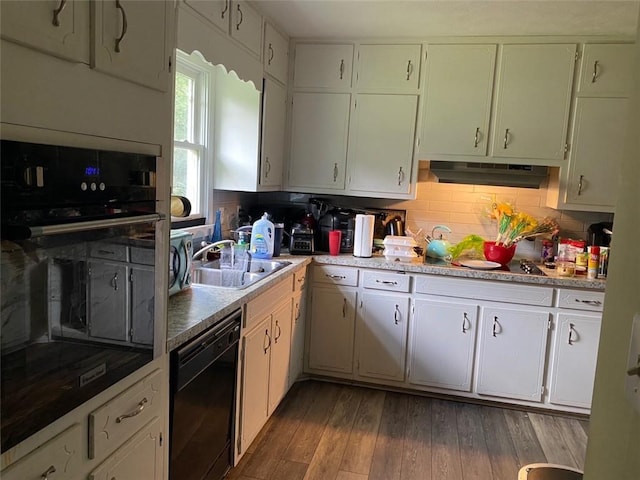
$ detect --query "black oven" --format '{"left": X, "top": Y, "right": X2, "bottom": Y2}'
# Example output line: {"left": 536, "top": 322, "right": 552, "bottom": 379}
{"left": 0, "top": 140, "right": 161, "bottom": 452}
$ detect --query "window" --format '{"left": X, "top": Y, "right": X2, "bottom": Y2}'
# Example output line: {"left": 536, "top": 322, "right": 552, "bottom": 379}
{"left": 172, "top": 51, "right": 212, "bottom": 221}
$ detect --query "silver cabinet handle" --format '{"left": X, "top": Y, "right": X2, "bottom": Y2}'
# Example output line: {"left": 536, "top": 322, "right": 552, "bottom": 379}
{"left": 116, "top": 397, "right": 148, "bottom": 423}
{"left": 474, "top": 127, "right": 480, "bottom": 148}
{"left": 263, "top": 329, "right": 271, "bottom": 353}
{"left": 577, "top": 175, "right": 584, "bottom": 196}
{"left": 333, "top": 163, "right": 339, "bottom": 182}
{"left": 326, "top": 274, "right": 346, "bottom": 280}
{"left": 568, "top": 323, "right": 575, "bottom": 345}
{"left": 236, "top": 4, "right": 243, "bottom": 30}
{"left": 342, "top": 298, "right": 347, "bottom": 317}
{"left": 41, "top": 466, "right": 56, "bottom": 480}
{"left": 574, "top": 298, "right": 602, "bottom": 306}
{"left": 264, "top": 157, "right": 271, "bottom": 178}
{"left": 397, "top": 167, "right": 405, "bottom": 186}
{"left": 274, "top": 321, "right": 281, "bottom": 342}
{"left": 52, "top": 0, "right": 67, "bottom": 26}
{"left": 114, "top": 0, "right": 128, "bottom": 53}
{"left": 406, "top": 60, "right": 413, "bottom": 81}
{"left": 592, "top": 60, "right": 599, "bottom": 83}
{"left": 628, "top": 363, "right": 640, "bottom": 377}
{"left": 462, "top": 313, "right": 469, "bottom": 333}
{"left": 503, "top": 128, "right": 510, "bottom": 149}
{"left": 268, "top": 43, "right": 274, "bottom": 65}
{"left": 376, "top": 280, "right": 398, "bottom": 286}
{"left": 339, "top": 59, "right": 345, "bottom": 80}
{"left": 492, "top": 316, "right": 499, "bottom": 337}
{"left": 394, "top": 305, "right": 400, "bottom": 325}
{"left": 111, "top": 272, "right": 119, "bottom": 291}
{"left": 221, "top": 0, "right": 229, "bottom": 19}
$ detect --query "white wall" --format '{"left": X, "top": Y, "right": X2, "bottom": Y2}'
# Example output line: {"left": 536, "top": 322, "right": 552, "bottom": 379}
{"left": 583, "top": 11, "right": 640, "bottom": 480}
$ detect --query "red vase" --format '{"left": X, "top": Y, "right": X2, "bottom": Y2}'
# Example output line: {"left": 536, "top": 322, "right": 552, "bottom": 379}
{"left": 484, "top": 241, "right": 516, "bottom": 265}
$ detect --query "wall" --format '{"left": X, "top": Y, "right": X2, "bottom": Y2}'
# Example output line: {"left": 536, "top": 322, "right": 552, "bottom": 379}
{"left": 583, "top": 11, "right": 640, "bottom": 480}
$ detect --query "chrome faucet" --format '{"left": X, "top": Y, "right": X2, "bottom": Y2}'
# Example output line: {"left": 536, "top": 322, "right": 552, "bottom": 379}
{"left": 192, "top": 239, "right": 236, "bottom": 262}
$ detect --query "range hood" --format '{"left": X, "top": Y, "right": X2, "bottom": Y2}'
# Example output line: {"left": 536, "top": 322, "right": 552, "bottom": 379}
{"left": 429, "top": 161, "right": 549, "bottom": 189}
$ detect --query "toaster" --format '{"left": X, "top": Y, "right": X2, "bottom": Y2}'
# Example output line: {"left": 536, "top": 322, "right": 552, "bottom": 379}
{"left": 289, "top": 227, "right": 315, "bottom": 255}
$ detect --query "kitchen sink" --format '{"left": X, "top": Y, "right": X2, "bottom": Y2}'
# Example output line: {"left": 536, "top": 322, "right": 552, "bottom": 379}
{"left": 191, "top": 259, "right": 291, "bottom": 289}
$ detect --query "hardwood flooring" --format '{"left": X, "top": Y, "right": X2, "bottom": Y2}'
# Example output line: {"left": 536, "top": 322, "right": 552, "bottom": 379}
{"left": 225, "top": 380, "right": 588, "bottom": 480}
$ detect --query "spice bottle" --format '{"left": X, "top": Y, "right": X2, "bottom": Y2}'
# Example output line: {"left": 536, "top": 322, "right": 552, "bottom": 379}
{"left": 587, "top": 246, "right": 600, "bottom": 280}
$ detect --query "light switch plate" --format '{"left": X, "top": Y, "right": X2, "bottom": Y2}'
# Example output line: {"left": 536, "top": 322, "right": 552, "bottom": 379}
{"left": 624, "top": 313, "right": 640, "bottom": 414}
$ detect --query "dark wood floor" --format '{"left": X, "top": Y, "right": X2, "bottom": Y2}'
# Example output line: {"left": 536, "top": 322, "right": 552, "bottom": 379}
{"left": 226, "top": 380, "right": 589, "bottom": 480}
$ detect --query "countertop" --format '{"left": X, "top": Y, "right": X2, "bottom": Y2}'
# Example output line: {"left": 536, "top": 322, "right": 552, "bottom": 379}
{"left": 167, "top": 252, "right": 604, "bottom": 351}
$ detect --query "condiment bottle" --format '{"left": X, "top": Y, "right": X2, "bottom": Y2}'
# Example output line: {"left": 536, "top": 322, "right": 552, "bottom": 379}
{"left": 587, "top": 246, "right": 600, "bottom": 280}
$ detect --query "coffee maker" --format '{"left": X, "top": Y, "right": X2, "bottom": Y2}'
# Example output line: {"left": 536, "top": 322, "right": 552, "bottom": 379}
{"left": 587, "top": 222, "right": 613, "bottom": 247}
{"left": 318, "top": 209, "right": 356, "bottom": 253}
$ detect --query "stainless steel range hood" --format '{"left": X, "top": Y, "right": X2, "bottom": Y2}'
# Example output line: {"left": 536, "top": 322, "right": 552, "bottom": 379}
{"left": 429, "top": 161, "right": 549, "bottom": 189}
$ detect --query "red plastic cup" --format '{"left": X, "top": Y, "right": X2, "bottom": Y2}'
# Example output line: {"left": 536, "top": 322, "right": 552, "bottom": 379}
{"left": 329, "top": 230, "right": 342, "bottom": 256}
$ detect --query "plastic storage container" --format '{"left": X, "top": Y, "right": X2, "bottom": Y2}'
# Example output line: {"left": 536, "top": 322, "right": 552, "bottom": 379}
{"left": 249, "top": 213, "right": 274, "bottom": 259}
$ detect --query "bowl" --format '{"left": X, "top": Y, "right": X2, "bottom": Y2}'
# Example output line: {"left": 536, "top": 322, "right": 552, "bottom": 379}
{"left": 484, "top": 241, "right": 516, "bottom": 265}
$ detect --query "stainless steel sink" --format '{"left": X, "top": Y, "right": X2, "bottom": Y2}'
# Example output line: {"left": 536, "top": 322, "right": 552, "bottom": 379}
{"left": 191, "top": 259, "right": 291, "bottom": 289}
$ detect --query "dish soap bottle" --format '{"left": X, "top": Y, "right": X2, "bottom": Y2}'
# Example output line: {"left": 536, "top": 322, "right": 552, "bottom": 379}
{"left": 250, "top": 212, "right": 274, "bottom": 259}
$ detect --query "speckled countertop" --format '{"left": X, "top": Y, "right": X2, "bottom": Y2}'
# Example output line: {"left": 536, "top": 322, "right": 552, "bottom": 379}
{"left": 167, "top": 252, "right": 605, "bottom": 351}
{"left": 167, "top": 255, "right": 311, "bottom": 351}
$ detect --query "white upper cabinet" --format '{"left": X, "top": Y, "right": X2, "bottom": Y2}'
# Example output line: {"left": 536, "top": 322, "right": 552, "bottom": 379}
{"left": 356, "top": 44, "right": 421, "bottom": 91}
{"left": 0, "top": 0, "right": 90, "bottom": 63}
{"left": 293, "top": 43, "right": 354, "bottom": 89}
{"left": 347, "top": 94, "right": 417, "bottom": 195}
{"left": 419, "top": 44, "right": 497, "bottom": 157}
{"left": 230, "top": 0, "right": 262, "bottom": 57}
{"left": 491, "top": 43, "right": 577, "bottom": 161}
{"left": 183, "top": 0, "right": 230, "bottom": 32}
{"left": 264, "top": 22, "right": 288, "bottom": 84}
{"left": 288, "top": 92, "right": 351, "bottom": 190}
{"left": 564, "top": 97, "right": 629, "bottom": 209}
{"left": 577, "top": 43, "right": 635, "bottom": 96}
{"left": 261, "top": 78, "right": 287, "bottom": 189}
{"left": 92, "top": 0, "right": 173, "bottom": 91}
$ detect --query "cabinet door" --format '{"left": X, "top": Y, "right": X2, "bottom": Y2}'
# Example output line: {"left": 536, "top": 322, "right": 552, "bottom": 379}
{"left": 409, "top": 299, "right": 478, "bottom": 392}
{"left": 492, "top": 44, "right": 576, "bottom": 160}
{"left": 0, "top": 0, "right": 89, "bottom": 63}
{"left": 88, "top": 262, "right": 128, "bottom": 341}
{"left": 184, "top": 0, "right": 230, "bottom": 33}
{"left": 578, "top": 44, "right": 634, "bottom": 96}
{"left": 130, "top": 267, "right": 154, "bottom": 345}
{"left": 240, "top": 318, "right": 271, "bottom": 449}
{"left": 289, "top": 92, "right": 350, "bottom": 190}
{"left": 565, "top": 97, "right": 629, "bottom": 208}
{"left": 477, "top": 307, "right": 549, "bottom": 402}
{"left": 268, "top": 301, "right": 293, "bottom": 414}
{"left": 264, "top": 22, "right": 288, "bottom": 84}
{"left": 92, "top": 0, "right": 172, "bottom": 91}
{"left": 289, "top": 292, "right": 306, "bottom": 386}
{"left": 308, "top": 286, "right": 356, "bottom": 374}
{"left": 293, "top": 44, "right": 354, "bottom": 89}
{"left": 356, "top": 44, "right": 421, "bottom": 91}
{"left": 549, "top": 313, "right": 601, "bottom": 408}
{"left": 230, "top": 0, "right": 262, "bottom": 57}
{"left": 89, "top": 417, "right": 163, "bottom": 480}
{"left": 357, "top": 292, "right": 410, "bottom": 381}
{"left": 261, "top": 78, "right": 286, "bottom": 188}
{"left": 420, "top": 44, "right": 496, "bottom": 156}
{"left": 347, "top": 94, "right": 417, "bottom": 195}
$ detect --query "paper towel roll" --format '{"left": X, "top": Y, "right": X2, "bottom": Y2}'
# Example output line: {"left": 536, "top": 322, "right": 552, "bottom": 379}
{"left": 354, "top": 214, "right": 375, "bottom": 257}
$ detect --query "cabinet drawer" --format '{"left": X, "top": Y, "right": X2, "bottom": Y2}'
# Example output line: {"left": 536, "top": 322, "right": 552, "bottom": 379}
{"left": 89, "top": 369, "right": 162, "bottom": 459}
{"left": 313, "top": 265, "right": 358, "bottom": 287}
{"left": 414, "top": 275, "right": 553, "bottom": 307}
{"left": 362, "top": 270, "right": 410, "bottom": 293}
{"left": 293, "top": 267, "right": 307, "bottom": 293}
{"left": 556, "top": 289, "right": 605, "bottom": 312}
{"left": 245, "top": 275, "right": 294, "bottom": 330}
{"left": 90, "top": 242, "right": 128, "bottom": 261}
{"left": 130, "top": 246, "right": 155, "bottom": 265}
{"left": 1, "top": 424, "right": 82, "bottom": 480}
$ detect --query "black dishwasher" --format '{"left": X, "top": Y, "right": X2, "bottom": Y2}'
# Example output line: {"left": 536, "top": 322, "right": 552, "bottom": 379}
{"left": 169, "top": 310, "right": 241, "bottom": 480}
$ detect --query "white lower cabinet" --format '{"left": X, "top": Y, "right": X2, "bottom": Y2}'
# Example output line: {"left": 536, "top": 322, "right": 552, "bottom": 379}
{"left": 477, "top": 307, "right": 550, "bottom": 402}
{"left": 356, "top": 292, "right": 410, "bottom": 381}
{"left": 268, "top": 301, "right": 293, "bottom": 414}
{"left": 409, "top": 299, "right": 478, "bottom": 392}
{"left": 289, "top": 290, "right": 306, "bottom": 386}
{"left": 549, "top": 313, "right": 601, "bottom": 408}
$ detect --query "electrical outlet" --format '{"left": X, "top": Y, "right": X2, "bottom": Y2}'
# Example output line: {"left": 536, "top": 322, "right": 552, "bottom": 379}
{"left": 625, "top": 313, "right": 640, "bottom": 414}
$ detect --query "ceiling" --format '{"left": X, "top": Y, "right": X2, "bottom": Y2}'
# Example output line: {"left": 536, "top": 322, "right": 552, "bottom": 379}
{"left": 257, "top": 1, "right": 640, "bottom": 38}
